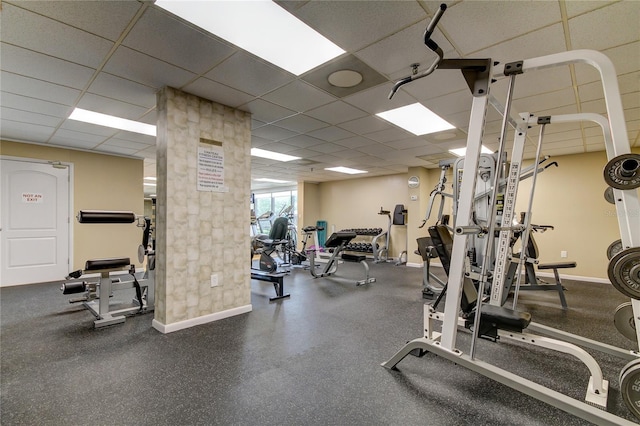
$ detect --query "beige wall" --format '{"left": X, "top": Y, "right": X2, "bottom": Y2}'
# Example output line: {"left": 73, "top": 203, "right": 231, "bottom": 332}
{"left": 302, "top": 148, "right": 639, "bottom": 280}
{"left": 1, "top": 140, "right": 144, "bottom": 271}
{"left": 313, "top": 174, "right": 409, "bottom": 256}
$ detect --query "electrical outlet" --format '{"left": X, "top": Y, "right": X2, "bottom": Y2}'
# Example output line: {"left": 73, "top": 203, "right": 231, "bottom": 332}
{"left": 560, "top": 251, "right": 567, "bottom": 258}
{"left": 210, "top": 274, "right": 219, "bottom": 287}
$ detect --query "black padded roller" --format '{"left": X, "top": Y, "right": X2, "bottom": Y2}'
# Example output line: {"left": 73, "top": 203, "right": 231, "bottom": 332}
{"left": 61, "top": 281, "right": 87, "bottom": 295}
{"left": 77, "top": 210, "right": 136, "bottom": 224}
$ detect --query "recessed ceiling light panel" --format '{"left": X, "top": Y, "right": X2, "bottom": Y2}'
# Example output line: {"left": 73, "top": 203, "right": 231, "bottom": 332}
{"left": 377, "top": 103, "right": 455, "bottom": 136}
{"left": 449, "top": 145, "right": 493, "bottom": 157}
{"left": 69, "top": 108, "right": 156, "bottom": 136}
{"left": 155, "top": 0, "right": 344, "bottom": 76}
{"left": 325, "top": 166, "right": 367, "bottom": 175}
{"left": 251, "top": 148, "right": 301, "bottom": 162}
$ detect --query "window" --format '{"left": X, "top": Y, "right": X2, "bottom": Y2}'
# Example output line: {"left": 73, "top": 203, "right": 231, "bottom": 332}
{"left": 252, "top": 190, "right": 297, "bottom": 235}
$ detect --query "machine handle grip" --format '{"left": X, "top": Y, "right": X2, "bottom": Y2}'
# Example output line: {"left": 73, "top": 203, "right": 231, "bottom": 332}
{"left": 424, "top": 4, "right": 447, "bottom": 50}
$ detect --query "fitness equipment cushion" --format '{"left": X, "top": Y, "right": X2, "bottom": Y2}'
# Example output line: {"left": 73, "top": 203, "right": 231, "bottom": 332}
{"left": 393, "top": 204, "right": 406, "bottom": 225}
{"left": 342, "top": 253, "right": 366, "bottom": 263}
{"left": 325, "top": 231, "right": 356, "bottom": 248}
{"left": 85, "top": 257, "right": 131, "bottom": 271}
{"left": 467, "top": 304, "right": 532, "bottom": 333}
{"left": 78, "top": 210, "right": 136, "bottom": 224}
{"left": 538, "top": 262, "right": 577, "bottom": 270}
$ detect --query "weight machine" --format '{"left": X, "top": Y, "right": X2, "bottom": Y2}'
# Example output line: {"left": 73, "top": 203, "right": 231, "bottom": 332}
{"left": 382, "top": 4, "right": 640, "bottom": 424}
{"left": 61, "top": 210, "right": 155, "bottom": 328}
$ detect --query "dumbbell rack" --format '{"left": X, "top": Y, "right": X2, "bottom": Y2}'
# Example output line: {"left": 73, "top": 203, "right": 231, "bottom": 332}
{"left": 340, "top": 228, "right": 384, "bottom": 258}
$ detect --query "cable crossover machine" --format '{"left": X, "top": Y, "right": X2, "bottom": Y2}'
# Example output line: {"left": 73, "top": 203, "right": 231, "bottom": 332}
{"left": 381, "top": 4, "right": 640, "bottom": 425}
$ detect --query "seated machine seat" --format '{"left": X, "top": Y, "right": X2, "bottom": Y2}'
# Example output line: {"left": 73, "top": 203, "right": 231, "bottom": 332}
{"left": 342, "top": 253, "right": 366, "bottom": 263}
{"left": 466, "top": 304, "right": 532, "bottom": 334}
{"left": 85, "top": 257, "right": 131, "bottom": 271}
{"left": 538, "top": 261, "right": 577, "bottom": 270}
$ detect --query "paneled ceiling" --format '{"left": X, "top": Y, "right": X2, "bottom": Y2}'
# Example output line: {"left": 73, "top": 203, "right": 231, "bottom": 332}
{"left": 1, "top": 0, "right": 638, "bottom": 193}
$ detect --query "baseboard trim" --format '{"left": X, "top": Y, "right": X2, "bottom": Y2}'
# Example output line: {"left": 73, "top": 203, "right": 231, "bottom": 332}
{"left": 406, "top": 261, "right": 610, "bottom": 284}
{"left": 152, "top": 304, "right": 252, "bottom": 334}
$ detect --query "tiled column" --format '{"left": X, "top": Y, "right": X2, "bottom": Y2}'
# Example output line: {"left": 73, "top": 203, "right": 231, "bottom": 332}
{"left": 153, "top": 87, "right": 252, "bottom": 333}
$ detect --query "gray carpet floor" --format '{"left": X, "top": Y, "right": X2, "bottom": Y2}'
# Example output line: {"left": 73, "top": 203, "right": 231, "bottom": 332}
{"left": 1, "top": 260, "right": 638, "bottom": 425}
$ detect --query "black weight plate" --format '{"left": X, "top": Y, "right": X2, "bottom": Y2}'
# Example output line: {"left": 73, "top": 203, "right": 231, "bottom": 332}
{"left": 604, "top": 186, "right": 615, "bottom": 204}
{"left": 603, "top": 153, "right": 640, "bottom": 190}
{"left": 614, "top": 302, "right": 637, "bottom": 341}
{"left": 608, "top": 247, "right": 640, "bottom": 300}
{"left": 607, "top": 239, "right": 623, "bottom": 260}
{"left": 620, "top": 359, "right": 640, "bottom": 421}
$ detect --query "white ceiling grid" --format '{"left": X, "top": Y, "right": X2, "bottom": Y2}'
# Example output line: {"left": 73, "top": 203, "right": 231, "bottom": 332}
{"left": 0, "top": 0, "right": 638, "bottom": 192}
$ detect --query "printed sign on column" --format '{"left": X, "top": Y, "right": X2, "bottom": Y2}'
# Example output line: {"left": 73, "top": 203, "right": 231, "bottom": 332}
{"left": 197, "top": 145, "right": 225, "bottom": 192}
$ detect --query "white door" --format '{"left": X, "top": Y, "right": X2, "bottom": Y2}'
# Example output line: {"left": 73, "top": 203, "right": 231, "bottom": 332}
{"left": 1, "top": 159, "right": 70, "bottom": 286}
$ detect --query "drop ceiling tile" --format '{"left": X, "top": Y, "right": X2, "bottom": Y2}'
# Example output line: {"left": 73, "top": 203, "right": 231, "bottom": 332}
{"left": 423, "top": 89, "right": 474, "bottom": 117}
{"left": 291, "top": 1, "right": 426, "bottom": 52}
{"left": 182, "top": 77, "right": 255, "bottom": 109}
{"left": 1, "top": 107, "right": 63, "bottom": 127}
{"left": 77, "top": 93, "right": 150, "bottom": 120}
{"left": 271, "top": 114, "right": 329, "bottom": 133}
{"left": 251, "top": 135, "right": 272, "bottom": 148}
{"left": 242, "top": 99, "right": 296, "bottom": 124}
{"left": 263, "top": 81, "right": 336, "bottom": 113}
{"left": 333, "top": 136, "right": 376, "bottom": 149}
{"left": 0, "top": 43, "right": 95, "bottom": 89}
{"left": 309, "top": 142, "right": 346, "bottom": 154}
{"left": 95, "top": 144, "right": 140, "bottom": 156}
{"left": 384, "top": 137, "right": 431, "bottom": 150}
{"left": 60, "top": 120, "right": 119, "bottom": 137}
{"left": 283, "top": 148, "right": 324, "bottom": 159}
{"left": 280, "top": 134, "right": 325, "bottom": 149}
{"left": 365, "top": 127, "right": 413, "bottom": 143}
{"left": 308, "top": 153, "right": 341, "bottom": 164}
{"left": 564, "top": 1, "right": 611, "bottom": 18}
{"left": 357, "top": 21, "right": 454, "bottom": 77}
{"left": 111, "top": 130, "right": 156, "bottom": 145}
{"left": 49, "top": 128, "right": 109, "bottom": 147}
{"left": 124, "top": 7, "right": 235, "bottom": 75}
{"left": 473, "top": 24, "right": 567, "bottom": 67}
{"left": 400, "top": 68, "right": 470, "bottom": 103}
{"left": 104, "top": 46, "right": 197, "bottom": 89}
{"left": 512, "top": 88, "right": 577, "bottom": 116}
{"left": 441, "top": 1, "right": 561, "bottom": 55}
{"left": 338, "top": 115, "right": 392, "bottom": 134}
{"left": 0, "top": 119, "right": 56, "bottom": 143}
{"left": 333, "top": 149, "right": 367, "bottom": 159}
{"left": 569, "top": 2, "right": 640, "bottom": 51}
{"left": 305, "top": 101, "right": 368, "bottom": 125}
{"left": 306, "top": 126, "right": 354, "bottom": 142}
{"left": 1, "top": 71, "right": 81, "bottom": 106}
{"left": 252, "top": 125, "right": 298, "bottom": 142}
{"left": 1, "top": 3, "right": 114, "bottom": 68}
{"left": 574, "top": 43, "right": 640, "bottom": 85}
{"left": 205, "top": 52, "right": 294, "bottom": 97}
{"left": 102, "top": 138, "right": 152, "bottom": 151}
{"left": 255, "top": 142, "right": 300, "bottom": 154}
{"left": 15, "top": 0, "right": 143, "bottom": 41}
{"left": 1, "top": 92, "right": 73, "bottom": 118}
{"left": 88, "top": 73, "right": 157, "bottom": 109}
{"left": 343, "top": 82, "right": 416, "bottom": 115}
{"left": 356, "top": 142, "right": 394, "bottom": 156}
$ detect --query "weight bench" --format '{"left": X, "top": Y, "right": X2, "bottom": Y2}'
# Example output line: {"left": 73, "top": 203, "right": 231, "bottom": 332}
{"left": 415, "top": 236, "right": 446, "bottom": 299}
{"left": 308, "top": 231, "right": 376, "bottom": 286}
{"left": 534, "top": 261, "right": 576, "bottom": 309}
{"left": 504, "top": 231, "right": 575, "bottom": 309}
{"left": 250, "top": 270, "right": 290, "bottom": 301}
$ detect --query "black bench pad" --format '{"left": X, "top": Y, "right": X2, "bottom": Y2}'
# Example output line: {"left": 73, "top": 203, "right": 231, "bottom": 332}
{"left": 342, "top": 253, "right": 366, "bottom": 263}
{"left": 85, "top": 257, "right": 131, "bottom": 271}
{"left": 468, "top": 304, "right": 532, "bottom": 333}
{"left": 538, "top": 262, "right": 576, "bottom": 270}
